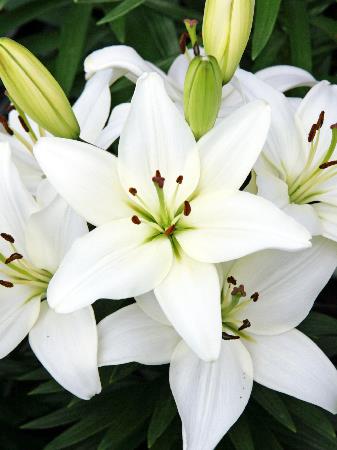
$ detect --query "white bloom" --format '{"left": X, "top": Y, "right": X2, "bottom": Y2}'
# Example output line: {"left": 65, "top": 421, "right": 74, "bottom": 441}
{"left": 0, "top": 143, "right": 101, "bottom": 400}
{"left": 34, "top": 72, "right": 310, "bottom": 361}
{"left": 235, "top": 70, "right": 337, "bottom": 240}
{"left": 0, "top": 70, "right": 128, "bottom": 194}
{"left": 97, "top": 239, "right": 337, "bottom": 450}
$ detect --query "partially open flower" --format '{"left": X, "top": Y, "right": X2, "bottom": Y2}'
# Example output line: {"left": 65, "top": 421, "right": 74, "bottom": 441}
{"left": 0, "top": 37, "right": 80, "bottom": 139}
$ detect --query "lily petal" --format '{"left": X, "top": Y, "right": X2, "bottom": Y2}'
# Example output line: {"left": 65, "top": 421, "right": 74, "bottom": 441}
{"left": 118, "top": 72, "right": 199, "bottom": 216}
{"left": 135, "top": 290, "right": 170, "bottom": 325}
{"left": 73, "top": 69, "right": 112, "bottom": 144}
{"left": 314, "top": 202, "right": 337, "bottom": 242}
{"left": 177, "top": 189, "right": 311, "bottom": 263}
{"left": 246, "top": 330, "right": 337, "bottom": 414}
{"left": 25, "top": 196, "right": 88, "bottom": 273}
{"left": 98, "top": 304, "right": 180, "bottom": 366}
{"left": 256, "top": 65, "right": 316, "bottom": 92}
{"left": 34, "top": 137, "right": 131, "bottom": 226}
{"left": 197, "top": 100, "right": 271, "bottom": 192}
{"left": 170, "top": 340, "right": 253, "bottom": 450}
{"left": 29, "top": 302, "right": 101, "bottom": 400}
{"left": 95, "top": 103, "right": 130, "bottom": 150}
{"left": 47, "top": 219, "right": 173, "bottom": 313}
{"left": 224, "top": 237, "right": 337, "bottom": 335}
{"left": 154, "top": 253, "right": 222, "bottom": 362}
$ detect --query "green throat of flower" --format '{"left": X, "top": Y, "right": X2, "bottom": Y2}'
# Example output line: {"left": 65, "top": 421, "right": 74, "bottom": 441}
{"left": 0, "top": 232, "right": 52, "bottom": 301}
{"left": 221, "top": 275, "right": 259, "bottom": 341}
{"left": 288, "top": 111, "right": 337, "bottom": 205}
{"left": 128, "top": 170, "right": 192, "bottom": 254}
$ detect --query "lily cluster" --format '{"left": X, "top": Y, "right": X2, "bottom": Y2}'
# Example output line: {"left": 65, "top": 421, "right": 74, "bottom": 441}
{"left": 0, "top": 2, "right": 337, "bottom": 449}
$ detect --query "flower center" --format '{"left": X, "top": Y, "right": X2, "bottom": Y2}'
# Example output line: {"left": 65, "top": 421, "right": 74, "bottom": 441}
{"left": 0, "top": 232, "right": 52, "bottom": 300}
{"left": 288, "top": 112, "right": 337, "bottom": 205}
{"left": 220, "top": 275, "right": 259, "bottom": 340}
{"left": 128, "top": 170, "right": 192, "bottom": 248}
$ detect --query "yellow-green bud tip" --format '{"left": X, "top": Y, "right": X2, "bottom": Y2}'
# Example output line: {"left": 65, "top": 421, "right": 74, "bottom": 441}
{"left": 0, "top": 37, "right": 80, "bottom": 139}
{"left": 184, "top": 55, "right": 222, "bottom": 140}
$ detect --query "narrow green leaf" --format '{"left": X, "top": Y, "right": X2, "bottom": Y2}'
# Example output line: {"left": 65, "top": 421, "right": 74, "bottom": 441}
{"left": 147, "top": 385, "right": 177, "bottom": 447}
{"left": 311, "top": 16, "right": 337, "bottom": 42}
{"left": 298, "top": 312, "right": 337, "bottom": 338}
{"left": 28, "top": 380, "right": 64, "bottom": 395}
{"left": 252, "top": 386, "right": 296, "bottom": 432}
{"left": 97, "top": 0, "right": 145, "bottom": 25}
{"left": 16, "top": 367, "right": 49, "bottom": 381}
{"left": 55, "top": 4, "right": 92, "bottom": 95}
{"left": 21, "top": 406, "right": 82, "bottom": 430}
{"left": 252, "top": 0, "right": 281, "bottom": 59}
{"left": 145, "top": 0, "right": 202, "bottom": 21}
{"left": 108, "top": 16, "right": 127, "bottom": 43}
{"left": 0, "top": 0, "right": 8, "bottom": 10}
{"left": 142, "top": 9, "right": 179, "bottom": 57}
{"left": 284, "top": 0, "right": 312, "bottom": 71}
{"left": 228, "top": 415, "right": 255, "bottom": 450}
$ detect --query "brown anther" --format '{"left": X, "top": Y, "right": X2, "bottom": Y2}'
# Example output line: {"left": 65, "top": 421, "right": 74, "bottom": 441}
{"left": 176, "top": 175, "right": 183, "bottom": 184}
{"left": 129, "top": 187, "right": 137, "bottom": 196}
{"left": 131, "top": 215, "right": 141, "bottom": 225}
{"left": 227, "top": 276, "right": 237, "bottom": 286}
{"left": 5, "top": 253, "right": 23, "bottom": 264}
{"left": 1, "top": 233, "right": 14, "bottom": 243}
{"left": 238, "top": 319, "right": 251, "bottom": 331}
{"left": 0, "top": 280, "right": 14, "bottom": 288}
{"left": 308, "top": 123, "right": 318, "bottom": 143}
{"left": 155, "top": 170, "right": 162, "bottom": 178}
{"left": 331, "top": 123, "right": 337, "bottom": 130}
{"left": 222, "top": 332, "right": 240, "bottom": 341}
{"left": 179, "top": 32, "right": 189, "bottom": 54}
{"left": 250, "top": 292, "right": 259, "bottom": 302}
{"left": 183, "top": 200, "right": 191, "bottom": 216}
{"left": 317, "top": 111, "right": 325, "bottom": 129}
{"left": 0, "top": 115, "right": 13, "bottom": 136}
{"left": 232, "top": 284, "right": 246, "bottom": 297}
{"left": 319, "top": 160, "right": 337, "bottom": 169}
{"left": 6, "top": 105, "right": 15, "bottom": 113}
{"left": 193, "top": 42, "right": 200, "bottom": 57}
{"left": 152, "top": 175, "right": 165, "bottom": 189}
{"left": 164, "top": 224, "right": 175, "bottom": 236}
{"left": 18, "top": 115, "right": 29, "bottom": 132}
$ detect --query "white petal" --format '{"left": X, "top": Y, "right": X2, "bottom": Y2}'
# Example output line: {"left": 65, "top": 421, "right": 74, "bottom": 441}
{"left": 73, "top": 69, "right": 112, "bottom": 144}
{"left": 246, "top": 330, "right": 337, "bottom": 414}
{"left": 47, "top": 219, "right": 173, "bottom": 313}
{"left": 177, "top": 189, "right": 311, "bottom": 263}
{"left": 118, "top": 72, "right": 199, "bottom": 215}
{"left": 167, "top": 53, "right": 189, "bottom": 91}
{"left": 170, "top": 340, "right": 253, "bottom": 450}
{"left": 227, "top": 237, "right": 337, "bottom": 334}
{"left": 296, "top": 81, "right": 337, "bottom": 166}
{"left": 98, "top": 304, "right": 180, "bottom": 366}
{"left": 284, "top": 203, "right": 322, "bottom": 236}
{"left": 314, "top": 202, "right": 337, "bottom": 242}
{"left": 256, "top": 65, "right": 316, "bottom": 92}
{"left": 95, "top": 103, "right": 130, "bottom": 150}
{"left": 197, "top": 100, "right": 271, "bottom": 192}
{"left": 135, "top": 290, "right": 170, "bottom": 325}
{"left": 25, "top": 196, "right": 88, "bottom": 273}
{"left": 0, "top": 143, "right": 38, "bottom": 254}
{"left": 35, "top": 178, "right": 58, "bottom": 207}
{"left": 0, "top": 289, "right": 40, "bottom": 358}
{"left": 255, "top": 158, "right": 290, "bottom": 208}
{"left": 154, "top": 253, "right": 222, "bottom": 362}
{"left": 234, "top": 69, "right": 305, "bottom": 180}
{"left": 34, "top": 137, "right": 131, "bottom": 226}
{"left": 29, "top": 302, "right": 101, "bottom": 400}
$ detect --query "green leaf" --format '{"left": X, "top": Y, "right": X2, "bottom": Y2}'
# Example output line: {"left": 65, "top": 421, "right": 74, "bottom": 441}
{"left": 298, "top": 312, "right": 337, "bottom": 338}
{"left": 28, "top": 380, "right": 64, "bottom": 395}
{"left": 252, "top": 385, "right": 296, "bottom": 432}
{"left": 147, "top": 384, "right": 177, "bottom": 447}
{"left": 252, "top": 0, "right": 281, "bottom": 59}
{"left": 16, "top": 368, "right": 49, "bottom": 381}
{"left": 311, "top": 16, "right": 337, "bottom": 42}
{"left": 284, "top": 0, "right": 312, "bottom": 71}
{"left": 145, "top": 0, "right": 202, "bottom": 21}
{"left": 55, "top": 4, "right": 92, "bottom": 95}
{"left": 97, "top": 0, "right": 145, "bottom": 25}
{"left": 228, "top": 415, "right": 255, "bottom": 450}
{"left": 142, "top": 9, "right": 179, "bottom": 57}
{"left": 22, "top": 406, "right": 82, "bottom": 430}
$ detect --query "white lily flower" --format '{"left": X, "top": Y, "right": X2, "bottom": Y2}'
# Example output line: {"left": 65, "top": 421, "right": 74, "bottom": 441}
{"left": 34, "top": 72, "right": 310, "bottom": 361}
{"left": 0, "top": 69, "right": 129, "bottom": 194}
{"left": 83, "top": 44, "right": 317, "bottom": 120}
{"left": 97, "top": 238, "right": 337, "bottom": 450}
{"left": 234, "top": 70, "right": 337, "bottom": 239}
{"left": 0, "top": 142, "right": 101, "bottom": 400}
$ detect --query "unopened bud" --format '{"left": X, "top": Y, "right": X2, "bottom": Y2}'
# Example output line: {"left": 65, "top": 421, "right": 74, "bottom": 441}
{"left": 0, "top": 38, "right": 80, "bottom": 139}
{"left": 184, "top": 55, "right": 222, "bottom": 140}
{"left": 202, "top": 0, "right": 255, "bottom": 83}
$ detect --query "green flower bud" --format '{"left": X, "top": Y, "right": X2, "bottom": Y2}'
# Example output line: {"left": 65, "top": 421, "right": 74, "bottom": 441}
{"left": 0, "top": 37, "right": 80, "bottom": 139}
{"left": 202, "top": 0, "right": 255, "bottom": 83}
{"left": 184, "top": 55, "right": 222, "bottom": 140}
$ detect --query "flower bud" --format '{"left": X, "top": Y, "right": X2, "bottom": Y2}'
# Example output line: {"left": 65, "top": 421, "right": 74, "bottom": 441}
{"left": 0, "top": 37, "right": 80, "bottom": 139}
{"left": 184, "top": 55, "right": 222, "bottom": 140}
{"left": 202, "top": 0, "right": 255, "bottom": 83}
